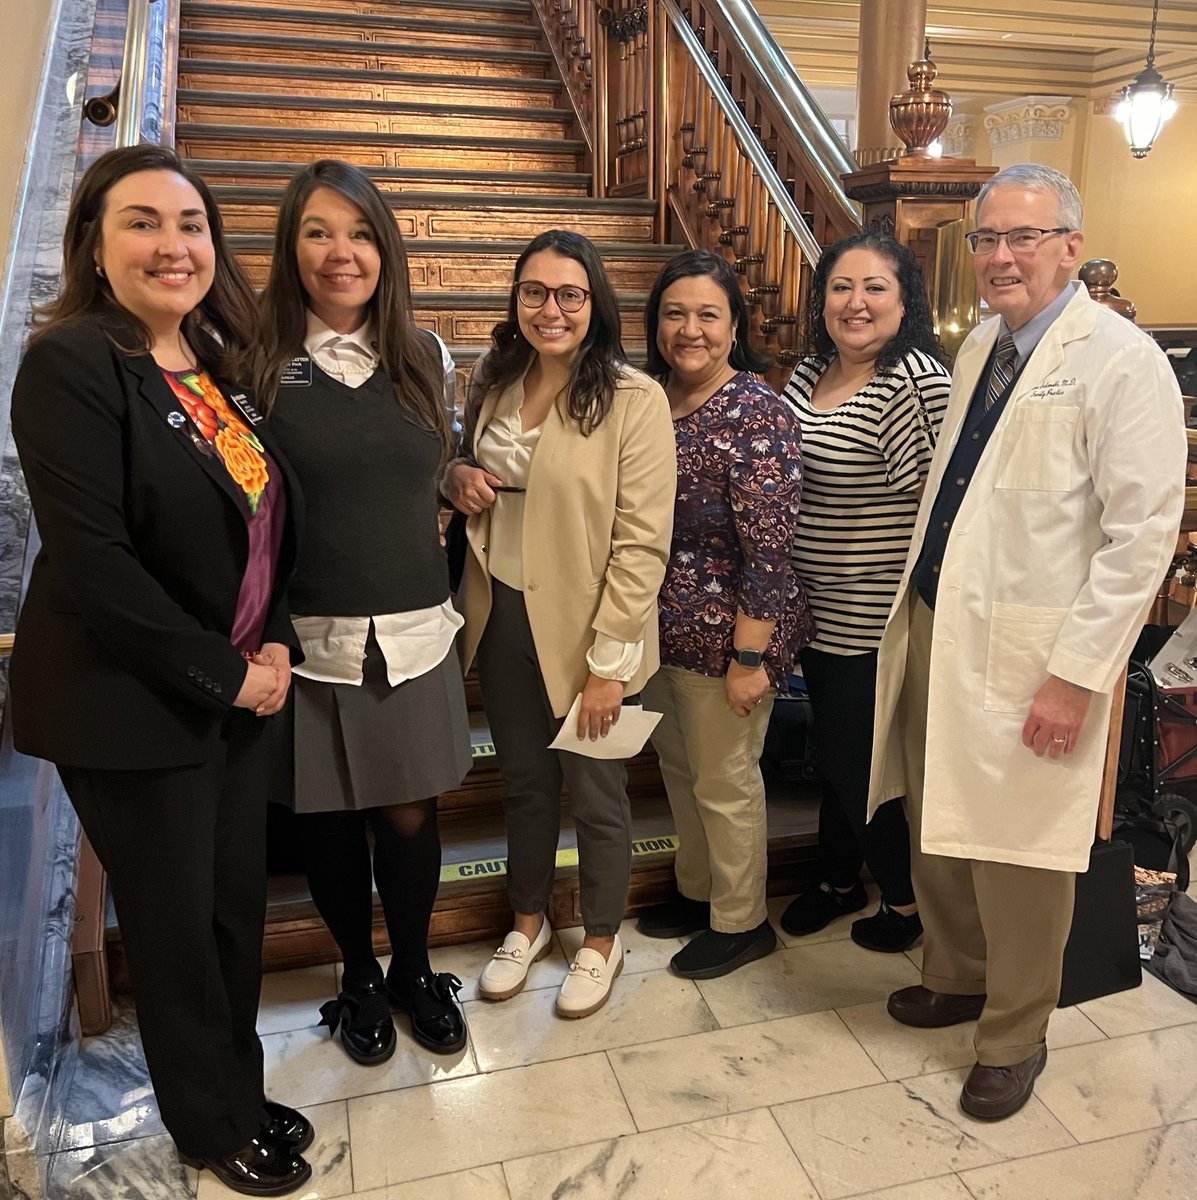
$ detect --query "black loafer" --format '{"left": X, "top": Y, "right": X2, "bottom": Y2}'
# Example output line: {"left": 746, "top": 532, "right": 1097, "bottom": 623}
{"left": 387, "top": 970, "right": 467, "bottom": 1054}
{"left": 670, "top": 920, "right": 777, "bottom": 979}
{"left": 261, "top": 1100, "right": 314, "bottom": 1154}
{"left": 181, "top": 1134, "right": 312, "bottom": 1197}
{"left": 637, "top": 895, "right": 711, "bottom": 939}
{"left": 318, "top": 980, "right": 397, "bottom": 1066}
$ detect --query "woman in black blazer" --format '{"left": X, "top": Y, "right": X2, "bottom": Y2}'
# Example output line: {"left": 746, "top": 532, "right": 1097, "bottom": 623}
{"left": 10, "top": 146, "right": 311, "bottom": 1198}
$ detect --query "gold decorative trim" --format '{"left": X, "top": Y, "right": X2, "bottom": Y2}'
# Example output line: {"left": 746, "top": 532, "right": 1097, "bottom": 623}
{"left": 982, "top": 95, "right": 1073, "bottom": 147}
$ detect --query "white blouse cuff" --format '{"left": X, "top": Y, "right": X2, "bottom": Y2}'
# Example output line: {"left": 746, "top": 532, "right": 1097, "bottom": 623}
{"left": 586, "top": 633, "right": 643, "bottom": 682}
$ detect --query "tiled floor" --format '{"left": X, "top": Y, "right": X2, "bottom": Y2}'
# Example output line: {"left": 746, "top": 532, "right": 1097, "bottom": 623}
{"left": 45, "top": 891, "right": 1197, "bottom": 1200}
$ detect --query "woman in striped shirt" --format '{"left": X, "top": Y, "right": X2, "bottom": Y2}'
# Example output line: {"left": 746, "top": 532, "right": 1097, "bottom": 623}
{"left": 781, "top": 231, "right": 950, "bottom": 953}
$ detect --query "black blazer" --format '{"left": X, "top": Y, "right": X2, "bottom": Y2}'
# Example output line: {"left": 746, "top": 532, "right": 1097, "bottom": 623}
{"left": 10, "top": 322, "right": 302, "bottom": 770}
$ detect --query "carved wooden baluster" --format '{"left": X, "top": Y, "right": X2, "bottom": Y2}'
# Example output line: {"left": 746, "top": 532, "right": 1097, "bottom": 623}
{"left": 688, "top": 82, "right": 711, "bottom": 197}
{"left": 772, "top": 231, "right": 801, "bottom": 363}
{"left": 755, "top": 198, "right": 782, "bottom": 352}
{"left": 741, "top": 161, "right": 767, "bottom": 291}
{"left": 634, "top": 7, "right": 650, "bottom": 158}
{"left": 679, "top": 55, "right": 697, "bottom": 175}
{"left": 614, "top": 15, "right": 631, "bottom": 171}
{"left": 723, "top": 135, "right": 751, "bottom": 259}
{"left": 710, "top": 110, "right": 739, "bottom": 233}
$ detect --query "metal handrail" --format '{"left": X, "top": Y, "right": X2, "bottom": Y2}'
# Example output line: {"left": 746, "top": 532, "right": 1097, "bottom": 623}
{"left": 661, "top": 0, "right": 823, "bottom": 266}
{"left": 700, "top": 0, "right": 861, "bottom": 231}
{"left": 113, "top": 0, "right": 177, "bottom": 148}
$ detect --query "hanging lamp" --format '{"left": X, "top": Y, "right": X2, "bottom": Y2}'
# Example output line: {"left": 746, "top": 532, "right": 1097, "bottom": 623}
{"left": 1116, "top": 0, "right": 1177, "bottom": 158}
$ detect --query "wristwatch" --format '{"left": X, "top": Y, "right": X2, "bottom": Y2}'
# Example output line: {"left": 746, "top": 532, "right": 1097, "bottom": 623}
{"left": 732, "top": 647, "right": 764, "bottom": 669}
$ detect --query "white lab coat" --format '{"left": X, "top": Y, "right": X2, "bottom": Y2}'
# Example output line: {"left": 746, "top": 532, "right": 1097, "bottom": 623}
{"left": 868, "top": 286, "right": 1185, "bottom": 872}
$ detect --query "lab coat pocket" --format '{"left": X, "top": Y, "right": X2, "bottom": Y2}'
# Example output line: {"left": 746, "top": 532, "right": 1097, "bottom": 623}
{"left": 983, "top": 602, "right": 1067, "bottom": 714}
{"left": 994, "top": 405, "right": 1078, "bottom": 492}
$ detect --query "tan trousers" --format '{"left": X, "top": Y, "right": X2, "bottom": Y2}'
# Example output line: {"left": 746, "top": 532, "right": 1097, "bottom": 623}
{"left": 642, "top": 666, "right": 773, "bottom": 932}
{"left": 902, "top": 595, "right": 1075, "bottom": 1066}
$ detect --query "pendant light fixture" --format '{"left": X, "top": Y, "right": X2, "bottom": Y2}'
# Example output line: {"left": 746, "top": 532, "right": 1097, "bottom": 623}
{"left": 1116, "top": 0, "right": 1177, "bottom": 158}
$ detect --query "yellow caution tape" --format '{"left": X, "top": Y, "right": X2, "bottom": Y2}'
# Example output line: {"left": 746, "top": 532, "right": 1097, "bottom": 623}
{"left": 440, "top": 834, "right": 679, "bottom": 884}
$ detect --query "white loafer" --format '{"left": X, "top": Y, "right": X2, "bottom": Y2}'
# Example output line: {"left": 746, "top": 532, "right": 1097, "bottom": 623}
{"left": 556, "top": 935, "right": 624, "bottom": 1019}
{"left": 478, "top": 916, "right": 553, "bottom": 1001}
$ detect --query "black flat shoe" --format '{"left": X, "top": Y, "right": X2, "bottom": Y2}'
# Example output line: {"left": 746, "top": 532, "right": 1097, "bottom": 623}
{"left": 261, "top": 1100, "right": 314, "bottom": 1154}
{"left": 637, "top": 895, "right": 711, "bottom": 939}
{"left": 387, "top": 970, "right": 467, "bottom": 1054}
{"left": 780, "top": 880, "right": 868, "bottom": 936}
{"left": 851, "top": 901, "right": 923, "bottom": 953}
{"left": 180, "top": 1134, "right": 312, "bottom": 1197}
{"left": 670, "top": 920, "right": 777, "bottom": 979}
{"left": 318, "top": 980, "right": 397, "bottom": 1066}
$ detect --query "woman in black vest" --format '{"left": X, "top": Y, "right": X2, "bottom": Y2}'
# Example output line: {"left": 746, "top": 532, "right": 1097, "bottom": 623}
{"left": 253, "top": 160, "right": 472, "bottom": 1065}
{"left": 10, "top": 145, "right": 311, "bottom": 1196}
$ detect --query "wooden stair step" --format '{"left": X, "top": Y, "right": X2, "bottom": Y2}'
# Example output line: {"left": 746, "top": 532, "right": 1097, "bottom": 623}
{"left": 177, "top": 91, "right": 576, "bottom": 142}
{"left": 190, "top": 158, "right": 592, "bottom": 197}
{"left": 183, "top": 0, "right": 536, "bottom": 25}
{"left": 212, "top": 186, "right": 657, "bottom": 242}
{"left": 176, "top": 59, "right": 563, "bottom": 109}
{"left": 179, "top": 29, "right": 555, "bottom": 77}
{"left": 181, "top": 1, "right": 542, "bottom": 48}
{"left": 177, "top": 123, "right": 586, "bottom": 173}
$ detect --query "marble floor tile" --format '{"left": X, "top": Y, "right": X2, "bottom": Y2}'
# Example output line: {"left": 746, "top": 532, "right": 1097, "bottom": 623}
{"left": 261, "top": 1022, "right": 476, "bottom": 1110}
{"left": 1077, "top": 970, "right": 1197, "bottom": 1038}
{"left": 842, "top": 1177, "right": 974, "bottom": 1200}
{"left": 1032, "top": 1022, "right": 1197, "bottom": 1142}
{"left": 771, "top": 1072, "right": 1074, "bottom": 1199}
{"left": 502, "top": 1108, "right": 819, "bottom": 1200}
{"left": 767, "top": 884, "right": 882, "bottom": 949}
{"left": 380, "top": 939, "right": 570, "bottom": 1005}
{"left": 344, "top": 1164, "right": 509, "bottom": 1199}
{"left": 348, "top": 1054, "right": 635, "bottom": 1188}
{"left": 557, "top": 918, "right": 688, "bottom": 974}
{"left": 694, "top": 937, "right": 921, "bottom": 1028}
{"left": 196, "top": 1100, "right": 352, "bottom": 1200}
{"left": 258, "top": 963, "right": 340, "bottom": 1037}
{"left": 836, "top": 999, "right": 1106, "bottom": 1082}
{"left": 47, "top": 1131, "right": 197, "bottom": 1199}
{"left": 958, "top": 1119, "right": 1197, "bottom": 1199}
{"left": 466, "top": 968, "right": 716, "bottom": 1072}
{"left": 609, "top": 1009, "right": 883, "bottom": 1131}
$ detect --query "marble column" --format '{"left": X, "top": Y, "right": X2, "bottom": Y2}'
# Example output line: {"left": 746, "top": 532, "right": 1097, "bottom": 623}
{"left": 854, "top": 0, "right": 928, "bottom": 166}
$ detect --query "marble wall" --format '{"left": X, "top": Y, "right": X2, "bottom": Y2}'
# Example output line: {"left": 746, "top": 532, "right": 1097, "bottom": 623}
{"left": 0, "top": 0, "right": 100, "bottom": 1195}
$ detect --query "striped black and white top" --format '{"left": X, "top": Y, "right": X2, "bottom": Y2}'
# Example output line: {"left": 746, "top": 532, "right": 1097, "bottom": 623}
{"left": 782, "top": 348, "right": 951, "bottom": 654}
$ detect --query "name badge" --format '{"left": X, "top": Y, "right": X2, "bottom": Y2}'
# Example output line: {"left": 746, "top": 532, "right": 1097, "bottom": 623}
{"left": 228, "top": 392, "right": 264, "bottom": 425}
{"left": 280, "top": 356, "right": 312, "bottom": 387}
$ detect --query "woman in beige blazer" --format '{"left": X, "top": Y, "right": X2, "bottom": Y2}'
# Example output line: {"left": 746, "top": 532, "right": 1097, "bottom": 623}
{"left": 443, "top": 230, "right": 676, "bottom": 1018}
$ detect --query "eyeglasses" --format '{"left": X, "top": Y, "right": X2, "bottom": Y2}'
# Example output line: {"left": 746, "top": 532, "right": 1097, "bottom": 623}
{"left": 516, "top": 281, "right": 592, "bottom": 313}
{"left": 964, "top": 227, "right": 1071, "bottom": 255}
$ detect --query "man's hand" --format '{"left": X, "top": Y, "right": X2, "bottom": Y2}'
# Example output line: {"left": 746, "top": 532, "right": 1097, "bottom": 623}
{"left": 1022, "top": 674, "right": 1091, "bottom": 759}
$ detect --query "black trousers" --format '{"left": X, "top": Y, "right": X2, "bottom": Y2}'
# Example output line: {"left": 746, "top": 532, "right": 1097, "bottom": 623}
{"left": 58, "top": 710, "right": 271, "bottom": 1159}
{"left": 800, "top": 646, "right": 916, "bottom": 907}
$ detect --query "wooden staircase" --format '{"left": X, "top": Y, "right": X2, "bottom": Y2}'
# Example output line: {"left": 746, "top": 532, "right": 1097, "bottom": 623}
{"left": 106, "top": 0, "right": 822, "bottom": 984}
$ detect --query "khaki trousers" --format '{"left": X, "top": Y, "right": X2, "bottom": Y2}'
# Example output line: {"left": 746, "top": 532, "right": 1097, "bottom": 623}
{"left": 642, "top": 666, "right": 773, "bottom": 932}
{"left": 902, "top": 594, "right": 1075, "bottom": 1066}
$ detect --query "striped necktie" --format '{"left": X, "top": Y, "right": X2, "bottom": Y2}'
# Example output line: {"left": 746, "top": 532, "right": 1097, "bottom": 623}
{"left": 985, "top": 332, "right": 1018, "bottom": 411}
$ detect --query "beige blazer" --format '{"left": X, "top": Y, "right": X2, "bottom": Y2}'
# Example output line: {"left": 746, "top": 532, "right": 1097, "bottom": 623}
{"left": 458, "top": 361, "right": 677, "bottom": 717}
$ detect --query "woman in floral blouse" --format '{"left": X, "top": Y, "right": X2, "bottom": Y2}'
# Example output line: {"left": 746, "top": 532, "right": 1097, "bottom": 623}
{"left": 638, "top": 250, "right": 814, "bottom": 979}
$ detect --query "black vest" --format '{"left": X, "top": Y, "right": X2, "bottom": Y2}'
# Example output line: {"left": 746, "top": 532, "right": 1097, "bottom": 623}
{"left": 268, "top": 362, "right": 448, "bottom": 616}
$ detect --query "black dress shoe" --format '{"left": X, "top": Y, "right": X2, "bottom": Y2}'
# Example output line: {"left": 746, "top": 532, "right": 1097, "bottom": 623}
{"left": 637, "top": 895, "right": 711, "bottom": 939}
{"left": 887, "top": 985, "right": 986, "bottom": 1028}
{"left": 318, "top": 980, "right": 397, "bottom": 1065}
{"left": 960, "top": 1045, "right": 1048, "bottom": 1119}
{"left": 670, "top": 920, "right": 777, "bottom": 979}
{"left": 386, "top": 970, "right": 467, "bottom": 1054}
{"left": 261, "top": 1100, "right": 314, "bottom": 1154}
{"left": 180, "top": 1134, "right": 312, "bottom": 1197}
{"left": 851, "top": 902, "right": 924, "bottom": 953}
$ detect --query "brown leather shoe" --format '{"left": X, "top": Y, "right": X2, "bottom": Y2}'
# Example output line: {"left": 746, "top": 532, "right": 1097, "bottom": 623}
{"left": 887, "top": 985, "right": 986, "bottom": 1028}
{"left": 960, "top": 1045, "right": 1048, "bottom": 1120}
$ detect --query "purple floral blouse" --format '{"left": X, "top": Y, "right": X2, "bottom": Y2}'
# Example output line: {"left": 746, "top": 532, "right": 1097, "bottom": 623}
{"left": 657, "top": 372, "right": 814, "bottom": 688}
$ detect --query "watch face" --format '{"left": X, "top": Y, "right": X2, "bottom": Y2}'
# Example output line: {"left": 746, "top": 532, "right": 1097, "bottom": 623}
{"left": 736, "top": 649, "right": 763, "bottom": 668}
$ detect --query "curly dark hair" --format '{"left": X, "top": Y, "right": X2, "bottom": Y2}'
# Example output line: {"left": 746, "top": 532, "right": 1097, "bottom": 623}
{"left": 644, "top": 249, "right": 772, "bottom": 383}
{"left": 477, "top": 229, "right": 625, "bottom": 436}
{"left": 802, "top": 231, "right": 947, "bottom": 368}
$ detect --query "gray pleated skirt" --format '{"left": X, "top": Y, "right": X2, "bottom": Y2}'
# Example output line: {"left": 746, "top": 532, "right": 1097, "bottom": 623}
{"left": 289, "top": 635, "right": 472, "bottom": 813}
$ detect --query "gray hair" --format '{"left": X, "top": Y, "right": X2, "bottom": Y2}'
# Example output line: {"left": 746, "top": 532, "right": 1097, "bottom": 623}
{"left": 976, "top": 164, "right": 1083, "bottom": 231}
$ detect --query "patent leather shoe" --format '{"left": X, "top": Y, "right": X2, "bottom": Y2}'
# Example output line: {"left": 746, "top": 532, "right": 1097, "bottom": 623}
{"left": 180, "top": 1134, "right": 312, "bottom": 1197}
{"left": 887, "top": 985, "right": 986, "bottom": 1028}
{"left": 318, "top": 980, "right": 397, "bottom": 1065}
{"left": 261, "top": 1100, "right": 314, "bottom": 1154}
{"left": 386, "top": 970, "right": 467, "bottom": 1054}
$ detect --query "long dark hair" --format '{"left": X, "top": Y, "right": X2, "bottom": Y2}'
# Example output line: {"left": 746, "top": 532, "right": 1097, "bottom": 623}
{"left": 802, "top": 231, "right": 947, "bottom": 368}
{"left": 479, "top": 229, "right": 624, "bottom": 436}
{"left": 644, "top": 249, "right": 772, "bottom": 382}
{"left": 31, "top": 144, "right": 256, "bottom": 380}
{"left": 253, "top": 159, "right": 447, "bottom": 451}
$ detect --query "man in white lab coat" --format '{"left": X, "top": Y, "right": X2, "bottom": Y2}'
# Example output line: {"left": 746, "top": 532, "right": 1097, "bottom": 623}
{"left": 869, "top": 164, "right": 1185, "bottom": 1119}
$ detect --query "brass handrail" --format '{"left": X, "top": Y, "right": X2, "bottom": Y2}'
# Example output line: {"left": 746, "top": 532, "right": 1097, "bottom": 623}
{"left": 661, "top": 0, "right": 821, "bottom": 266}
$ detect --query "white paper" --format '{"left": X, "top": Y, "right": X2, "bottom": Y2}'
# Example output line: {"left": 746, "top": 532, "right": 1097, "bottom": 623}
{"left": 548, "top": 693, "right": 662, "bottom": 759}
